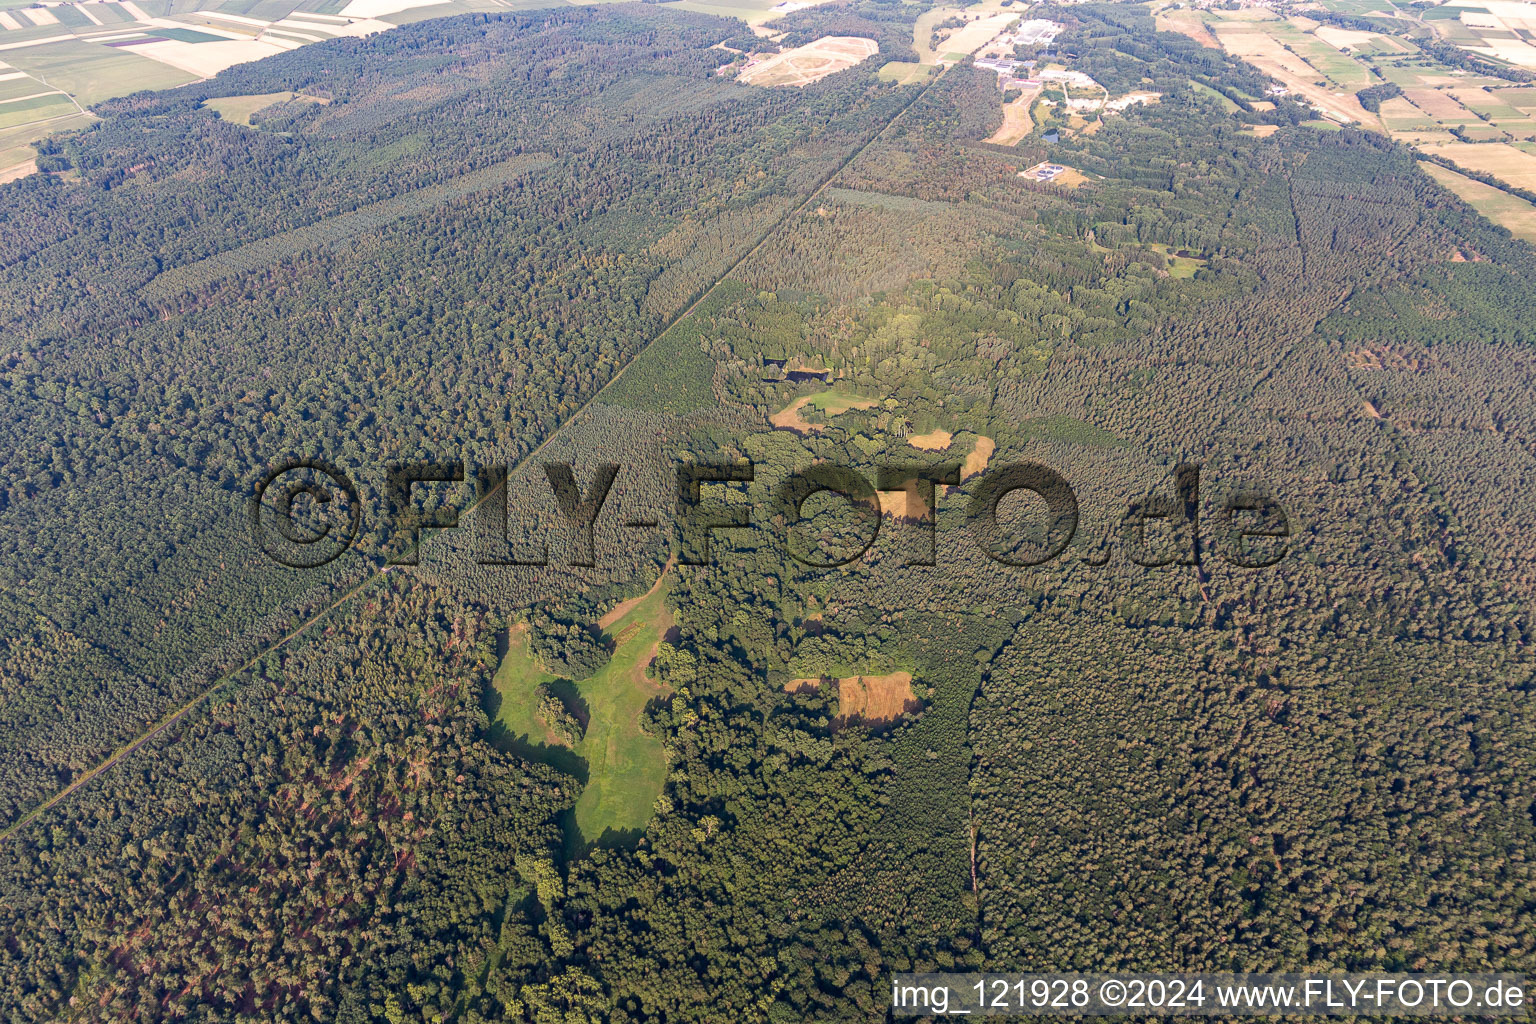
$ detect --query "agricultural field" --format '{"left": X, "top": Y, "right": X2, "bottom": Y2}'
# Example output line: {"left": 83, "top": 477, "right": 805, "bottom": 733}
{"left": 491, "top": 576, "right": 675, "bottom": 848}
{"left": 0, "top": 38, "right": 196, "bottom": 103}
{"left": 736, "top": 33, "right": 876, "bottom": 87}
{"left": 1206, "top": 12, "right": 1381, "bottom": 125}
{"left": 0, "top": 89, "right": 72, "bottom": 126}
{"left": 1422, "top": 158, "right": 1536, "bottom": 241}
{"left": 1431, "top": 0, "right": 1536, "bottom": 69}
{"left": 1180, "top": 0, "right": 1536, "bottom": 193}
{"left": 1422, "top": 139, "right": 1536, "bottom": 187}
{"left": 0, "top": 0, "right": 500, "bottom": 177}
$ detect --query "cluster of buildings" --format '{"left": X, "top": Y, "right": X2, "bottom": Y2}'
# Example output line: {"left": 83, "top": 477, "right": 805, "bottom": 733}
{"left": 1012, "top": 18, "right": 1063, "bottom": 46}
{"left": 974, "top": 17, "right": 1062, "bottom": 69}
{"left": 976, "top": 56, "right": 1041, "bottom": 91}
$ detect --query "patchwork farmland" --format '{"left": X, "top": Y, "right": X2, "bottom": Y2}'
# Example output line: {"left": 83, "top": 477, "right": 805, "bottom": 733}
{"left": 0, "top": 0, "right": 553, "bottom": 176}
{"left": 1162, "top": 0, "right": 1536, "bottom": 240}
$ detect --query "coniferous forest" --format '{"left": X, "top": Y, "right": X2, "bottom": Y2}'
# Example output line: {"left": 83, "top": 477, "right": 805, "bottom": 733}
{"left": 1, "top": 2, "right": 1535, "bottom": 1021}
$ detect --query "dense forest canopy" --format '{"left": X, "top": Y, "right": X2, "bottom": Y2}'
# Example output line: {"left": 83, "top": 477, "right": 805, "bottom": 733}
{"left": 0, "top": 1, "right": 1534, "bottom": 1021}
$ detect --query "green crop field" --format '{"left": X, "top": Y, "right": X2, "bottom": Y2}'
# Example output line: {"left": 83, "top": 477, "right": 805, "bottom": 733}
{"left": 805, "top": 387, "right": 879, "bottom": 413}
{"left": 2, "top": 41, "right": 196, "bottom": 106}
{"left": 0, "top": 76, "right": 49, "bottom": 102}
{"left": 153, "top": 26, "right": 226, "bottom": 42}
{"left": 0, "top": 92, "right": 75, "bottom": 129}
{"left": 877, "top": 60, "right": 933, "bottom": 84}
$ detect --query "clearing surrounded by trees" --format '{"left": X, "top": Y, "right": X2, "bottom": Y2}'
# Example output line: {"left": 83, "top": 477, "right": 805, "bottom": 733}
{"left": 737, "top": 35, "right": 877, "bottom": 87}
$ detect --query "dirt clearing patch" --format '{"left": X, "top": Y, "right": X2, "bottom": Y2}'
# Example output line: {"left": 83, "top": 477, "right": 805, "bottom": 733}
{"left": 1156, "top": 9, "right": 1218, "bottom": 47}
{"left": 985, "top": 85, "right": 1038, "bottom": 145}
{"left": 770, "top": 389, "right": 879, "bottom": 432}
{"left": 738, "top": 35, "right": 877, "bottom": 87}
{"left": 908, "top": 429, "right": 953, "bottom": 450}
{"left": 786, "top": 671, "right": 918, "bottom": 723}
{"left": 963, "top": 435, "right": 995, "bottom": 479}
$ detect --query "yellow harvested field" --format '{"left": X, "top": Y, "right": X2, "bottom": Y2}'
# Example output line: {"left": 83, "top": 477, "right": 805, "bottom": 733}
{"left": 1422, "top": 141, "right": 1536, "bottom": 190}
{"left": 985, "top": 85, "right": 1037, "bottom": 145}
{"left": 1314, "top": 25, "right": 1379, "bottom": 50}
{"left": 1404, "top": 88, "right": 1472, "bottom": 121}
{"left": 1046, "top": 165, "right": 1089, "bottom": 187}
{"left": 0, "top": 156, "right": 34, "bottom": 182}
{"left": 1378, "top": 96, "right": 1422, "bottom": 118}
{"left": 738, "top": 35, "right": 877, "bottom": 87}
{"left": 907, "top": 429, "right": 952, "bottom": 450}
{"left": 134, "top": 38, "right": 290, "bottom": 77}
{"left": 1244, "top": 123, "right": 1281, "bottom": 137}
{"left": 786, "top": 671, "right": 918, "bottom": 723}
{"left": 963, "top": 435, "right": 995, "bottom": 480}
{"left": 339, "top": 0, "right": 445, "bottom": 17}
{"left": 1156, "top": 9, "right": 1218, "bottom": 48}
{"left": 1422, "top": 159, "right": 1536, "bottom": 243}
{"left": 878, "top": 480, "right": 929, "bottom": 520}
{"left": 937, "top": 12, "right": 1017, "bottom": 59}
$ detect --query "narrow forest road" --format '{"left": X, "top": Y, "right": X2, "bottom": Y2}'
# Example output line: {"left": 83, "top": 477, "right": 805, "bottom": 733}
{"left": 0, "top": 65, "right": 946, "bottom": 844}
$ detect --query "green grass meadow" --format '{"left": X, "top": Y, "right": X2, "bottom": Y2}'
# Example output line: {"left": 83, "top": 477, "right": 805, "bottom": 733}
{"left": 490, "top": 578, "right": 674, "bottom": 853}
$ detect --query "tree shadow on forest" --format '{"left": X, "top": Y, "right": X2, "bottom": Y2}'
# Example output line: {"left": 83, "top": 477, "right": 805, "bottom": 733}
{"left": 562, "top": 813, "right": 645, "bottom": 864}
{"left": 480, "top": 671, "right": 589, "bottom": 785}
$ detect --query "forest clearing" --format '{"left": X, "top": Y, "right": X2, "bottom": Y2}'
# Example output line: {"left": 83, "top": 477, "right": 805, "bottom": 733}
{"left": 963, "top": 436, "right": 995, "bottom": 480}
{"left": 492, "top": 581, "right": 675, "bottom": 848}
{"left": 201, "top": 90, "right": 325, "bottom": 126}
{"left": 737, "top": 34, "right": 876, "bottom": 87}
{"left": 769, "top": 388, "right": 879, "bottom": 432}
{"left": 985, "top": 86, "right": 1037, "bottom": 146}
{"left": 907, "top": 429, "right": 953, "bottom": 450}
{"left": 785, "top": 671, "right": 918, "bottom": 724}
